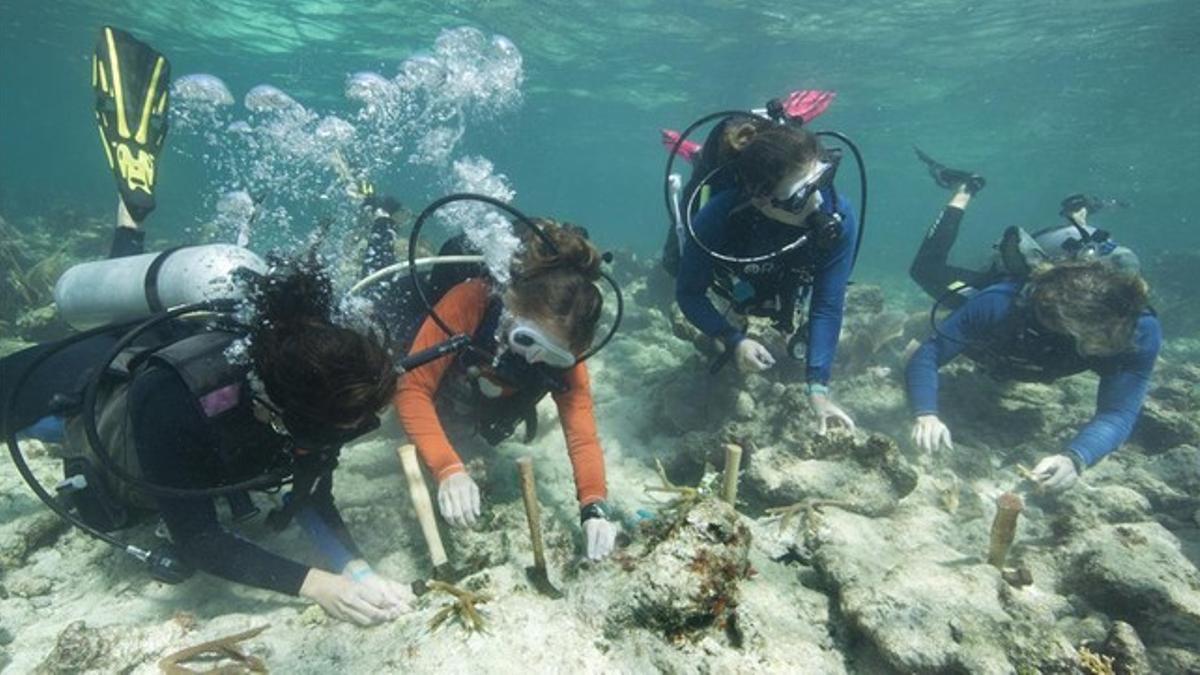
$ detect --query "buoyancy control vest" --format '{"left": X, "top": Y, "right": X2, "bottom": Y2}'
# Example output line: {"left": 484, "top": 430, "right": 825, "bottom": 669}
{"left": 961, "top": 299, "right": 1094, "bottom": 383}
{"left": 438, "top": 296, "right": 570, "bottom": 446}
{"left": 709, "top": 188, "right": 845, "bottom": 334}
{"left": 61, "top": 328, "right": 308, "bottom": 529}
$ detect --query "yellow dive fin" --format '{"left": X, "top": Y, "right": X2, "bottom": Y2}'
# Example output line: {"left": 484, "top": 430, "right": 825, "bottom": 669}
{"left": 93, "top": 26, "right": 171, "bottom": 223}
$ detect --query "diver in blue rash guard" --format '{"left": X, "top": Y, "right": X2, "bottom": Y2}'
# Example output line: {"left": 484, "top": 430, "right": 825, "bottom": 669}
{"left": 905, "top": 260, "right": 1161, "bottom": 492}
{"left": 675, "top": 124, "right": 859, "bottom": 433}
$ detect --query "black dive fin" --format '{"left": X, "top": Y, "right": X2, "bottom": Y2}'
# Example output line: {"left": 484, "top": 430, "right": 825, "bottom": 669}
{"left": 93, "top": 26, "right": 171, "bottom": 223}
{"left": 914, "top": 146, "right": 985, "bottom": 194}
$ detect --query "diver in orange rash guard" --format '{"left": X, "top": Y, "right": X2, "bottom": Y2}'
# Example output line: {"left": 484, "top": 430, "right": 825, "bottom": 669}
{"left": 389, "top": 219, "right": 616, "bottom": 561}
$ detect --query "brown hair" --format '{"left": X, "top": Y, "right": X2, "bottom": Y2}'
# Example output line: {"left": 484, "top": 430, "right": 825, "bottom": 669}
{"left": 247, "top": 258, "right": 397, "bottom": 426}
{"left": 733, "top": 125, "right": 821, "bottom": 198}
{"left": 1028, "top": 259, "right": 1150, "bottom": 356}
{"left": 506, "top": 219, "right": 603, "bottom": 354}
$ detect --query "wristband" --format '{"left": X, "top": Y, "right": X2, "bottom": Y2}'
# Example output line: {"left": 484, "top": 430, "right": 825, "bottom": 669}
{"left": 345, "top": 561, "right": 373, "bottom": 581}
{"left": 580, "top": 501, "right": 610, "bottom": 525}
{"left": 806, "top": 382, "right": 830, "bottom": 397}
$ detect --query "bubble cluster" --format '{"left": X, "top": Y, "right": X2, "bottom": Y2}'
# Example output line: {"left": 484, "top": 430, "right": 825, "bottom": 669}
{"left": 170, "top": 26, "right": 526, "bottom": 282}
{"left": 441, "top": 156, "right": 521, "bottom": 284}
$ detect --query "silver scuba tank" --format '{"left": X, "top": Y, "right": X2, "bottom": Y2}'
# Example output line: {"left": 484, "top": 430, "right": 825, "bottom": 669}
{"left": 54, "top": 244, "right": 267, "bottom": 330}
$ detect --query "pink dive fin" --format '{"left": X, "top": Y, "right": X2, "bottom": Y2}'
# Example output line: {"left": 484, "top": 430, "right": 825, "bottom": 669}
{"left": 779, "top": 89, "right": 836, "bottom": 124}
{"left": 661, "top": 129, "right": 702, "bottom": 164}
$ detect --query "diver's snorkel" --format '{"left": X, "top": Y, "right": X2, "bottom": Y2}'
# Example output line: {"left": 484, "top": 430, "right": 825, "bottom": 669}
{"left": 404, "top": 193, "right": 624, "bottom": 365}
{"left": 662, "top": 101, "right": 868, "bottom": 269}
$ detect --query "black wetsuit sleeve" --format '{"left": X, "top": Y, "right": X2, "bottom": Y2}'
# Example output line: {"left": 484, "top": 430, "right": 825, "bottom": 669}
{"left": 909, "top": 206, "right": 995, "bottom": 304}
{"left": 130, "top": 368, "right": 312, "bottom": 595}
{"left": 307, "top": 471, "right": 364, "bottom": 561}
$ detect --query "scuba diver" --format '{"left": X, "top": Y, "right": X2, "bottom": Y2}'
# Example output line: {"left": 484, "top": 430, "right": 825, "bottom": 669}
{"left": 909, "top": 147, "right": 1137, "bottom": 309}
{"left": 905, "top": 258, "right": 1160, "bottom": 492}
{"left": 670, "top": 109, "right": 863, "bottom": 434}
{"left": 2, "top": 26, "right": 432, "bottom": 627}
{"left": 660, "top": 89, "right": 836, "bottom": 276}
{"left": 355, "top": 197, "right": 619, "bottom": 561}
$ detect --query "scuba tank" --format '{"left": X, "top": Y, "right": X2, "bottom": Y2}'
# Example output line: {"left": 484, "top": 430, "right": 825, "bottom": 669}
{"left": 55, "top": 244, "right": 267, "bottom": 330}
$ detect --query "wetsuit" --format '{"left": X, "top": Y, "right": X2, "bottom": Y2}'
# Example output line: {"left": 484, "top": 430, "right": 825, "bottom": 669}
{"left": 909, "top": 205, "right": 1002, "bottom": 309}
{"left": 0, "top": 227, "right": 149, "bottom": 437}
{"left": 394, "top": 279, "right": 608, "bottom": 506}
{"left": 675, "top": 187, "right": 858, "bottom": 386}
{"left": 905, "top": 281, "right": 1161, "bottom": 467}
{"left": 4, "top": 226, "right": 361, "bottom": 595}
{"left": 128, "top": 366, "right": 361, "bottom": 593}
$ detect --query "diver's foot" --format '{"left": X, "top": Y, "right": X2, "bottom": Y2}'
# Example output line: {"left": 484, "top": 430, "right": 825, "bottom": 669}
{"left": 915, "top": 146, "right": 985, "bottom": 194}
{"left": 959, "top": 173, "right": 986, "bottom": 195}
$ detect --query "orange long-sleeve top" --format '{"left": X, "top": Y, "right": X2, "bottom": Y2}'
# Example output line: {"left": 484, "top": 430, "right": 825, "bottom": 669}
{"left": 394, "top": 279, "right": 607, "bottom": 506}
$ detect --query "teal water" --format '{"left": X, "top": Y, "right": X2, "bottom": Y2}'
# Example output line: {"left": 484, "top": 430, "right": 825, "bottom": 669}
{"left": 2, "top": 0, "right": 1198, "bottom": 283}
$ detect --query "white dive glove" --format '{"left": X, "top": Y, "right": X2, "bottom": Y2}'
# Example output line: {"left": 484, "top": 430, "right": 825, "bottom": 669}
{"left": 437, "top": 471, "right": 481, "bottom": 527}
{"left": 735, "top": 338, "right": 776, "bottom": 373}
{"left": 1031, "top": 454, "right": 1080, "bottom": 492}
{"left": 583, "top": 518, "right": 617, "bottom": 561}
{"left": 580, "top": 501, "right": 617, "bottom": 561}
{"left": 911, "top": 414, "right": 953, "bottom": 452}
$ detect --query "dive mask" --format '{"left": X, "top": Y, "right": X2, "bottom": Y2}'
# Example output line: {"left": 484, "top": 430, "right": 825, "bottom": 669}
{"left": 770, "top": 156, "right": 839, "bottom": 214}
{"left": 508, "top": 320, "right": 577, "bottom": 369}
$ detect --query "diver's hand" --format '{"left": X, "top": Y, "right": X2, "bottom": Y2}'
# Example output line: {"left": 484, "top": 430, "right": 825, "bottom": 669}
{"left": 735, "top": 338, "right": 776, "bottom": 372}
{"left": 1031, "top": 454, "right": 1079, "bottom": 493}
{"left": 810, "top": 393, "right": 856, "bottom": 435}
{"left": 342, "top": 561, "right": 414, "bottom": 617}
{"left": 583, "top": 518, "right": 617, "bottom": 561}
{"left": 911, "top": 414, "right": 953, "bottom": 452}
{"left": 300, "top": 568, "right": 395, "bottom": 626}
{"left": 437, "top": 471, "right": 481, "bottom": 527}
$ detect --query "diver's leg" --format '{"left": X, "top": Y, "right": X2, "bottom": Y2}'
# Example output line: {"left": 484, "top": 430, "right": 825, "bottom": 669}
{"left": 361, "top": 215, "right": 398, "bottom": 277}
{"left": 909, "top": 189, "right": 993, "bottom": 300}
{"left": 0, "top": 331, "right": 122, "bottom": 436}
{"left": 108, "top": 200, "right": 146, "bottom": 259}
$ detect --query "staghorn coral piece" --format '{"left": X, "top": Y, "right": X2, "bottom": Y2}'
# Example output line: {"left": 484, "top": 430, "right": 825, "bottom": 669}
{"left": 158, "top": 625, "right": 269, "bottom": 675}
{"left": 1077, "top": 645, "right": 1116, "bottom": 675}
{"left": 765, "top": 499, "right": 855, "bottom": 536}
{"left": 987, "top": 492, "right": 1024, "bottom": 568}
{"left": 427, "top": 580, "right": 491, "bottom": 633}
{"left": 645, "top": 458, "right": 700, "bottom": 503}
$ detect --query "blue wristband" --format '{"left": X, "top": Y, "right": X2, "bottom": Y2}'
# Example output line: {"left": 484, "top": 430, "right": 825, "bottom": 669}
{"left": 347, "top": 563, "right": 374, "bottom": 581}
{"left": 806, "top": 383, "right": 830, "bottom": 397}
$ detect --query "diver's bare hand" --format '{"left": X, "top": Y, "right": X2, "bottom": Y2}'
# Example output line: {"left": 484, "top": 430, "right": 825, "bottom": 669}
{"left": 301, "top": 568, "right": 395, "bottom": 626}
{"left": 911, "top": 414, "right": 953, "bottom": 452}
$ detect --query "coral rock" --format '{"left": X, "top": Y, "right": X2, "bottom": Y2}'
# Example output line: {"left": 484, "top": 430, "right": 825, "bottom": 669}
{"left": 1065, "top": 522, "right": 1200, "bottom": 652}
{"left": 1100, "top": 621, "right": 1151, "bottom": 675}
{"left": 612, "top": 498, "right": 751, "bottom": 640}
{"left": 812, "top": 508, "right": 1077, "bottom": 673}
{"left": 35, "top": 621, "right": 108, "bottom": 675}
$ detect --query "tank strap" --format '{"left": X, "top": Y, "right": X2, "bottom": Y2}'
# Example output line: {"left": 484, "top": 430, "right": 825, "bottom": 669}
{"left": 149, "top": 330, "right": 247, "bottom": 401}
{"left": 143, "top": 246, "right": 183, "bottom": 313}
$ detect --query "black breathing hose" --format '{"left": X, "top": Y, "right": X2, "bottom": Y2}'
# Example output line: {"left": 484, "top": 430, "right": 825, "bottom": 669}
{"left": 406, "top": 192, "right": 624, "bottom": 362}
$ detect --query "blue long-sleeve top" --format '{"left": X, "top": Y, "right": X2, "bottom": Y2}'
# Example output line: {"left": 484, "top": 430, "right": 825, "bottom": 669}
{"left": 675, "top": 187, "right": 858, "bottom": 385}
{"left": 905, "top": 281, "right": 1161, "bottom": 467}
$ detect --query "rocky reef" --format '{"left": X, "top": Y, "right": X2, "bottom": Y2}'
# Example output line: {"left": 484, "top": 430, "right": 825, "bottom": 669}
{"left": 1, "top": 247, "right": 1198, "bottom": 672}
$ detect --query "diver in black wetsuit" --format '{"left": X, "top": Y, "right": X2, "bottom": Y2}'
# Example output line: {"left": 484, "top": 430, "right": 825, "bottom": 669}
{"left": 2, "top": 26, "right": 420, "bottom": 627}
{"left": 3, "top": 204, "right": 413, "bottom": 626}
